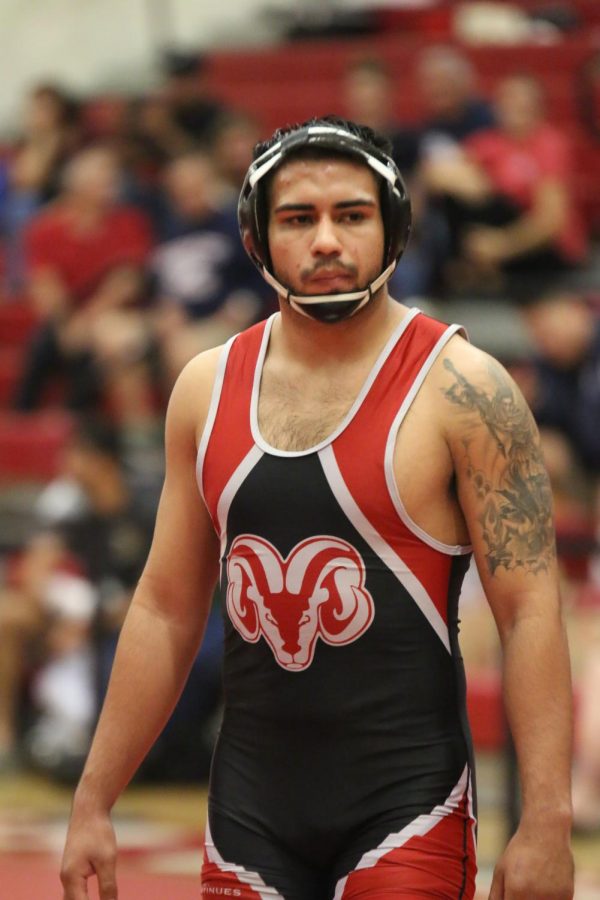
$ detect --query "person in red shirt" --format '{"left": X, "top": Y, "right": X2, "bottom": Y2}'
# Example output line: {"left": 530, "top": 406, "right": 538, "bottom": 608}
{"left": 14, "top": 144, "right": 154, "bottom": 416}
{"left": 422, "top": 74, "right": 587, "bottom": 299}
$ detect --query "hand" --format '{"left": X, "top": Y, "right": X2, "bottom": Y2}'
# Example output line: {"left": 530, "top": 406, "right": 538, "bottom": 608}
{"left": 463, "top": 227, "right": 509, "bottom": 270}
{"left": 489, "top": 822, "right": 574, "bottom": 899}
{"left": 58, "top": 312, "right": 93, "bottom": 353}
{"left": 61, "top": 808, "right": 118, "bottom": 900}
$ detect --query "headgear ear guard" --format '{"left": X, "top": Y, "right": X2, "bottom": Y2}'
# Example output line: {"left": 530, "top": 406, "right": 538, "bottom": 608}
{"left": 238, "top": 121, "right": 411, "bottom": 322}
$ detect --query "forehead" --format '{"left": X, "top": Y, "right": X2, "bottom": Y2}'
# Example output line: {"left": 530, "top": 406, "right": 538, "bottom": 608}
{"left": 269, "top": 155, "right": 379, "bottom": 207}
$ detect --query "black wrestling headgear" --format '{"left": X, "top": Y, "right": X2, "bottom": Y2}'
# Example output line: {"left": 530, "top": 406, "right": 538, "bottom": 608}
{"left": 238, "top": 117, "right": 411, "bottom": 323}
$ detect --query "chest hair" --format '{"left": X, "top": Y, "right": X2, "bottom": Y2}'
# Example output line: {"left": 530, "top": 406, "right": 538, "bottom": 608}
{"left": 258, "top": 372, "right": 360, "bottom": 452}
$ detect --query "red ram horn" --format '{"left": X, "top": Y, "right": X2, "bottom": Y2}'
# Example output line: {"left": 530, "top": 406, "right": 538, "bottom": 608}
{"left": 226, "top": 535, "right": 283, "bottom": 641}
{"left": 286, "top": 537, "right": 374, "bottom": 644}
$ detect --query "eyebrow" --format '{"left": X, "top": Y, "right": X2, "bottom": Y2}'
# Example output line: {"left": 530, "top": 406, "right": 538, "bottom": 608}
{"left": 274, "top": 198, "right": 377, "bottom": 213}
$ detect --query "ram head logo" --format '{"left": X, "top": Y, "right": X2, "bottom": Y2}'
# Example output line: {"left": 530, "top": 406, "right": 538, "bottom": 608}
{"left": 225, "top": 534, "right": 374, "bottom": 671}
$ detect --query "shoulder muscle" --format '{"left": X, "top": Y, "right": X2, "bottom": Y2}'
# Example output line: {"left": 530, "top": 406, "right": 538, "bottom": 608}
{"left": 437, "top": 337, "right": 556, "bottom": 579}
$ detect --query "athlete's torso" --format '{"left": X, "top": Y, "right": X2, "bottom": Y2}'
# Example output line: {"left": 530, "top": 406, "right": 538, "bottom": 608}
{"left": 198, "top": 308, "right": 475, "bottom": 867}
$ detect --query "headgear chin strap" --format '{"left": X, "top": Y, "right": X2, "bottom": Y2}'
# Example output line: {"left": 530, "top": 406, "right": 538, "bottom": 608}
{"left": 262, "top": 262, "right": 397, "bottom": 323}
{"left": 238, "top": 120, "right": 411, "bottom": 323}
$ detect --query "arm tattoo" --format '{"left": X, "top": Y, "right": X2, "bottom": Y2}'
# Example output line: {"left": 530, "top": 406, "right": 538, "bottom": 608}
{"left": 442, "top": 358, "right": 556, "bottom": 576}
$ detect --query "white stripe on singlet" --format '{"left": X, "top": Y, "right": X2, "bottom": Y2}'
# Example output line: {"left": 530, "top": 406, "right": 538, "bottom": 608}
{"left": 319, "top": 444, "right": 451, "bottom": 652}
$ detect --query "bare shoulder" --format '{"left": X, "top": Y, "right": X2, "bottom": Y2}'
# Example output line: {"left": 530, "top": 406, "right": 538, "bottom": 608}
{"left": 432, "top": 333, "right": 525, "bottom": 440}
{"left": 166, "top": 344, "right": 226, "bottom": 447}
{"left": 432, "top": 333, "right": 556, "bottom": 578}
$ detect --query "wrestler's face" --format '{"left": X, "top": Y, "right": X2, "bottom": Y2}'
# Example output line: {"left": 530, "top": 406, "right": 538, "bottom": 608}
{"left": 267, "top": 156, "right": 385, "bottom": 298}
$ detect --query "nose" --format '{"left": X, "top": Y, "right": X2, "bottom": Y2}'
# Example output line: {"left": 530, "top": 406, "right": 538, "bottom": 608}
{"left": 310, "top": 214, "right": 343, "bottom": 256}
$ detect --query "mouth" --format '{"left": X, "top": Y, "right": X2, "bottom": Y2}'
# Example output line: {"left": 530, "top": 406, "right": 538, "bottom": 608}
{"left": 304, "top": 272, "right": 355, "bottom": 292}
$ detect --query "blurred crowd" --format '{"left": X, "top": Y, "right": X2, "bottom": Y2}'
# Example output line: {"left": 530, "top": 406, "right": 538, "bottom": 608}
{"left": 0, "top": 40, "right": 599, "bottom": 830}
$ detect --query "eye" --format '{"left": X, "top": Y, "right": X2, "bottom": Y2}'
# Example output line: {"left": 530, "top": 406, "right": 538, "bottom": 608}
{"left": 281, "top": 213, "right": 314, "bottom": 227}
{"left": 339, "top": 210, "right": 366, "bottom": 224}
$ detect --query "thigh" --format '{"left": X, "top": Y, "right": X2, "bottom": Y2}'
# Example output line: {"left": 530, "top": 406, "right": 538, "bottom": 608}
{"left": 202, "top": 806, "right": 327, "bottom": 900}
{"left": 331, "top": 804, "right": 477, "bottom": 900}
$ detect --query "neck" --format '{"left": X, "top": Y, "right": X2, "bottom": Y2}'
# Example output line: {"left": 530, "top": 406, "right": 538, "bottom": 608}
{"left": 274, "top": 289, "right": 408, "bottom": 367}
{"left": 65, "top": 196, "right": 107, "bottom": 226}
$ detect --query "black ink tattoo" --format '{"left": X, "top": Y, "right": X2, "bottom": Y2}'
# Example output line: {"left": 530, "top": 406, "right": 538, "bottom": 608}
{"left": 443, "top": 358, "right": 556, "bottom": 576}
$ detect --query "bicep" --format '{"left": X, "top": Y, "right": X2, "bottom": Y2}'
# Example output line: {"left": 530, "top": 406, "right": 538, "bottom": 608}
{"left": 441, "top": 350, "right": 560, "bottom": 633}
{"left": 135, "top": 362, "right": 221, "bottom": 633}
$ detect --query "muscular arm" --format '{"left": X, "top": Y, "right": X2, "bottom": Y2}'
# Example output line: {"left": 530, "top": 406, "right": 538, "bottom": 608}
{"left": 61, "top": 348, "right": 222, "bottom": 899}
{"left": 440, "top": 340, "right": 574, "bottom": 898}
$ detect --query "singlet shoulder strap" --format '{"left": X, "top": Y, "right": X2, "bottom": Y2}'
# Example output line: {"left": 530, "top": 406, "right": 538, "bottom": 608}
{"left": 197, "top": 317, "right": 271, "bottom": 526}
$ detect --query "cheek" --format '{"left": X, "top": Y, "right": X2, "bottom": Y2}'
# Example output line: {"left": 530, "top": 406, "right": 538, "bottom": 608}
{"left": 269, "top": 232, "right": 305, "bottom": 274}
{"left": 360, "top": 228, "right": 385, "bottom": 272}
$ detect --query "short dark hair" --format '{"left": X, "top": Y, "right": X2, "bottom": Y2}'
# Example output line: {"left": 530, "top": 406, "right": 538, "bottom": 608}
{"left": 252, "top": 114, "right": 393, "bottom": 162}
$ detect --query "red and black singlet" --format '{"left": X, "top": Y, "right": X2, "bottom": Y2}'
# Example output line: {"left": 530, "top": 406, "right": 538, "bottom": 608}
{"left": 197, "top": 308, "right": 477, "bottom": 900}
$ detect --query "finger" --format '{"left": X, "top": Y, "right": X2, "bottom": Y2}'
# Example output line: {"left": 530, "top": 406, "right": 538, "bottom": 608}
{"left": 95, "top": 855, "right": 118, "bottom": 900}
{"left": 60, "top": 869, "right": 90, "bottom": 900}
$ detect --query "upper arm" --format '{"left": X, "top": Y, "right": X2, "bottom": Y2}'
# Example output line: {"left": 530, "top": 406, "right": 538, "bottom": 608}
{"left": 439, "top": 339, "right": 560, "bottom": 635}
{"left": 135, "top": 349, "right": 222, "bottom": 635}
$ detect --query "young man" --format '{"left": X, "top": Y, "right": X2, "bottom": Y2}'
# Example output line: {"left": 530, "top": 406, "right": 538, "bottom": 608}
{"left": 61, "top": 116, "right": 574, "bottom": 900}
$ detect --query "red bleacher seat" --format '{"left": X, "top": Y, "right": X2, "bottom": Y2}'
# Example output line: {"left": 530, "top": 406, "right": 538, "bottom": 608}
{"left": 207, "top": 36, "right": 598, "bottom": 137}
{"left": 0, "top": 303, "right": 39, "bottom": 412}
{"left": 207, "top": 35, "right": 600, "bottom": 234}
{"left": 0, "top": 411, "right": 73, "bottom": 481}
{"left": 467, "top": 671, "right": 505, "bottom": 750}
{"left": 0, "top": 348, "right": 23, "bottom": 406}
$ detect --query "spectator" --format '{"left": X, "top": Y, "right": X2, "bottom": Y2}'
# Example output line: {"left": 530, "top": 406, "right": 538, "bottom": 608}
{"left": 422, "top": 75, "right": 587, "bottom": 298}
{"left": 342, "top": 56, "right": 420, "bottom": 176}
{"left": 208, "top": 110, "right": 262, "bottom": 200}
{"left": 0, "top": 416, "right": 157, "bottom": 776}
{"left": 115, "top": 52, "right": 226, "bottom": 177}
{"left": 0, "top": 83, "right": 82, "bottom": 293}
{"left": 511, "top": 327, "right": 600, "bottom": 831}
{"left": 522, "top": 291, "right": 600, "bottom": 475}
{"left": 341, "top": 56, "right": 440, "bottom": 299}
{"left": 160, "top": 50, "right": 228, "bottom": 148}
{"left": 13, "top": 144, "right": 155, "bottom": 421}
{"left": 121, "top": 91, "right": 195, "bottom": 175}
{"left": 151, "top": 151, "right": 272, "bottom": 385}
{"left": 37, "top": 414, "right": 221, "bottom": 782}
{"left": 37, "top": 416, "right": 155, "bottom": 591}
{"left": 0, "top": 531, "right": 97, "bottom": 774}
{"left": 416, "top": 44, "right": 495, "bottom": 150}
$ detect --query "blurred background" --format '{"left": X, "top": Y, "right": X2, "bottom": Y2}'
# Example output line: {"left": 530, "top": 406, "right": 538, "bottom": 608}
{"left": 0, "top": 0, "right": 599, "bottom": 897}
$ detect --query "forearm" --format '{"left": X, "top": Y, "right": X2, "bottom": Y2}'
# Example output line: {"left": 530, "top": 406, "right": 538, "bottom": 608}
{"left": 73, "top": 593, "right": 207, "bottom": 814}
{"left": 29, "top": 271, "right": 71, "bottom": 319}
{"left": 88, "top": 267, "right": 145, "bottom": 314}
{"left": 501, "top": 605, "right": 573, "bottom": 826}
{"left": 422, "top": 156, "right": 491, "bottom": 203}
{"left": 495, "top": 211, "right": 563, "bottom": 260}
{"left": 495, "top": 182, "right": 567, "bottom": 260}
